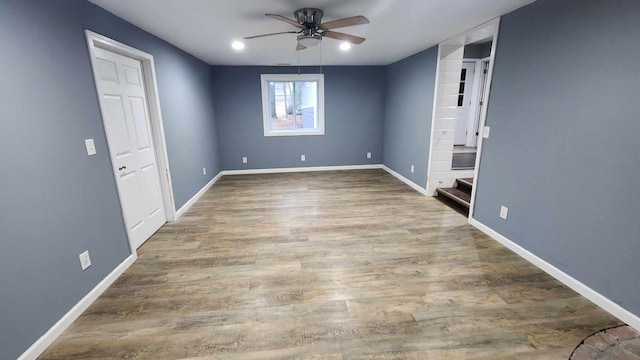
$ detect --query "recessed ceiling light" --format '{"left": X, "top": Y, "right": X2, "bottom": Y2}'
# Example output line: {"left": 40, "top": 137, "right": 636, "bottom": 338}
{"left": 231, "top": 41, "right": 245, "bottom": 50}
{"left": 339, "top": 42, "right": 352, "bottom": 51}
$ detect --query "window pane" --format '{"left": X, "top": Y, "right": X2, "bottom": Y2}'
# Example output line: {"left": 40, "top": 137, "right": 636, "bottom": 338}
{"left": 267, "top": 81, "right": 318, "bottom": 131}
{"left": 460, "top": 69, "right": 467, "bottom": 81}
{"left": 298, "top": 81, "right": 317, "bottom": 130}
{"left": 262, "top": 74, "right": 324, "bottom": 137}
{"left": 268, "top": 81, "right": 296, "bottom": 131}
{"left": 459, "top": 82, "right": 465, "bottom": 94}
{"left": 458, "top": 94, "right": 464, "bottom": 107}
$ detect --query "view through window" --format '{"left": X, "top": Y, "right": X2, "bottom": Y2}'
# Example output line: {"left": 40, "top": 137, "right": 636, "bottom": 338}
{"left": 261, "top": 74, "right": 324, "bottom": 136}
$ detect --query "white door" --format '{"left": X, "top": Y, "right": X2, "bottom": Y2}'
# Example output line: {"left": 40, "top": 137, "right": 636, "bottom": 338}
{"left": 92, "top": 47, "right": 166, "bottom": 249}
{"left": 454, "top": 61, "right": 476, "bottom": 145}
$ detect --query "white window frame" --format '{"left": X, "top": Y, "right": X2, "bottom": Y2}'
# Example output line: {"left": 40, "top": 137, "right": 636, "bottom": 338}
{"left": 261, "top": 73, "right": 325, "bottom": 136}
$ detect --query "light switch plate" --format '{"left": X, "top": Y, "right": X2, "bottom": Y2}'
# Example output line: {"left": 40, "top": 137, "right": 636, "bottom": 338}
{"left": 85, "top": 139, "right": 96, "bottom": 156}
{"left": 79, "top": 250, "right": 91, "bottom": 271}
{"left": 483, "top": 126, "right": 491, "bottom": 138}
{"left": 500, "top": 206, "right": 509, "bottom": 220}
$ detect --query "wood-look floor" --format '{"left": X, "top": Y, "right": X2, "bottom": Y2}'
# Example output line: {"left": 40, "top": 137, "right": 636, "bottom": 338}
{"left": 40, "top": 170, "right": 621, "bottom": 360}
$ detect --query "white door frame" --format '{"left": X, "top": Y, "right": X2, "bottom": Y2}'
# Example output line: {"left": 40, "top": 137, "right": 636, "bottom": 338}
{"left": 463, "top": 57, "right": 491, "bottom": 147}
{"left": 425, "top": 18, "right": 500, "bottom": 199}
{"left": 468, "top": 31, "right": 501, "bottom": 220}
{"left": 85, "top": 30, "right": 176, "bottom": 253}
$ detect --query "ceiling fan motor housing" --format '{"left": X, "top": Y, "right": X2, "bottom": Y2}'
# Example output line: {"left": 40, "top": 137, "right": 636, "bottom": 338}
{"left": 295, "top": 8, "right": 323, "bottom": 34}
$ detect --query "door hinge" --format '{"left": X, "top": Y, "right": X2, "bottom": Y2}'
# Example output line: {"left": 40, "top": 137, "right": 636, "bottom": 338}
{"left": 483, "top": 69, "right": 488, "bottom": 74}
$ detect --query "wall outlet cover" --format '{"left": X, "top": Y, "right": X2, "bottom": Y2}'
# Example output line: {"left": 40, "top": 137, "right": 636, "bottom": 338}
{"left": 301, "top": 155, "right": 306, "bottom": 161}
{"left": 410, "top": 165, "right": 415, "bottom": 173}
{"left": 202, "top": 167, "right": 206, "bottom": 175}
{"left": 242, "top": 157, "right": 248, "bottom": 164}
{"left": 84, "top": 139, "right": 96, "bottom": 156}
{"left": 367, "top": 152, "right": 372, "bottom": 159}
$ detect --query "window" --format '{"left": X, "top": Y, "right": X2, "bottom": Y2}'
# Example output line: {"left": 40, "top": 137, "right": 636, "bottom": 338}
{"left": 457, "top": 68, "right": 467, "bottom": 107}
{"left": 261, "top": 74, "right": 324, "bottom": 136}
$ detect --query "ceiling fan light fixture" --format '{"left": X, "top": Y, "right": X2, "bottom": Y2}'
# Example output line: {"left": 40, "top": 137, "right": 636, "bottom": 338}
{"left": 339, "top": 42, "right": 352, "bottom": 51}
{"left": 297, "top": 34, "right": 322, "bottom": 48}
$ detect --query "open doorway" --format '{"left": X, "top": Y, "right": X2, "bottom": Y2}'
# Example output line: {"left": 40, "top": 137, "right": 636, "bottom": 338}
{"left": 452, "top": 40, "right": 492, "bottom": 170}
{"left": 425, "top": 19, "right": 500, "bottom": 216}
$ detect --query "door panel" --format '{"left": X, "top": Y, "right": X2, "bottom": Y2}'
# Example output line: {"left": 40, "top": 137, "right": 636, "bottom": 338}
{"left": 93, "top": 47, "right": 166, "bottom": 249}
{"left": 129, "top": 97, "right": 151, "bottom": 150}
{"left": 454, "top": 61, "right": 476, "bottom": 145}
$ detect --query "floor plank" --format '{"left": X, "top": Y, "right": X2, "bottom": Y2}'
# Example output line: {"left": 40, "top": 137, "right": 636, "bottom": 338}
{"left": 39, "top": 169, "right": 622, "bottom": 359}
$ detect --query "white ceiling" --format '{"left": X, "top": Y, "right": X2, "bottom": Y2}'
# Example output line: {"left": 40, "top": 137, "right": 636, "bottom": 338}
{"left": 88, "top": 0, "right": 536, "bottom": 66}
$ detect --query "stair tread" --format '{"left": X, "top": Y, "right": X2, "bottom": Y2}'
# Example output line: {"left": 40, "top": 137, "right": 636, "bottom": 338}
{"left": 436, "top": 187, "right": 471, "bottom": 208}
{"left": 457, "top": 178, "right": 474, "bottom": 187}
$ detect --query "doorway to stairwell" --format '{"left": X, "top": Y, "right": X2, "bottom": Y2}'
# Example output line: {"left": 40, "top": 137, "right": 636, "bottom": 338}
{"left": 452, "top": 53, "right": 491, "bottom": 170}
{"left": 425, "top": 18, "right": 500, "bottom": 216}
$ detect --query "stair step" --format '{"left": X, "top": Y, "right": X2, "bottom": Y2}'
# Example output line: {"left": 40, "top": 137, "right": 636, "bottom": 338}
{"left": 456, "top": 178, "right": 474, "bottom": 193}
{"left": 436, "top": 187, "right": 471, "bottom": 209}
{"left": 457, "top": 178, "right": 473, "bottom": 187}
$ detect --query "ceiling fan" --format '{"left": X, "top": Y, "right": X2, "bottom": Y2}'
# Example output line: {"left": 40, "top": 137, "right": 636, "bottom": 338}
{"left": 245, "top": 8, "right": 369, "bottom": 51}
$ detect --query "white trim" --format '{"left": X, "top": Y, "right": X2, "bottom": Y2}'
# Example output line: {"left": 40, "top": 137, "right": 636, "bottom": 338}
{"left": 465, "top": 59, "right": 483, "bottom": 147}
{"left": 176, "top": 172, "right": 223, "bottom": 218}
{"left": 85, "top": 30, "right": 176, "bottom": 254}
{"left": 18, "top": 254, "right": 136, "bottom": 360}
{"left": 425, "top": 44, "right": 443, "bottom": 196}
{"left": 382, "top": 166, "right": 430, "bottom": 196}
{"left": 470, "top": 218, "right": 640, "bottom": 332}
{"left": 85, "top": 31, "right": 176, "bottom": 222}
{"left": 468, "top": 19, "right": 501, "bottom": 220}
{"left": 261, "top": 73, "right": 325, "bottom": 137}
{"left": 223, "top": 164, "right": 382, "bottom": 176}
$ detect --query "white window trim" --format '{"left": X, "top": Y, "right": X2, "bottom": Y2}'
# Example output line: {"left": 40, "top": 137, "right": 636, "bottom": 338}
{"left": 261, "top": 73, "right": 325, "bottom": 137}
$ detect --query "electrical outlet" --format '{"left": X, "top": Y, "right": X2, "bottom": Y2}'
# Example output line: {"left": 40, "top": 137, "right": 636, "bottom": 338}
{"left": 500, "top": 206, "right": 509, "bottom": 220}
{"left": 242, "top": 157, "right": 248, "bottom": 164}
{"left": 410, "top": 165, "right": 415, "bottom": 173}
{"left": 202, "top": 167, "right": 206, "bottom": 175}
{"left": 84, "top": 139, "right": 96, "bottom": 156}
{"left": 367, "top": 152, "right": 372, "bottom": 159}
{"left": 301, "top": 155, "right": 306, "bottom": 162}
{"left": 79, "top": 250, "right": 91, "bottom": 271}
{"left": 483, "top": 126, "right": 491, "bottom": 138}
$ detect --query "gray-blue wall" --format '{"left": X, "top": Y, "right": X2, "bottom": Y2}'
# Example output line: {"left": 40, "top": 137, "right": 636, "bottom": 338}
{"left": 0, "top": 0, "right": 220, "bottom": 358}
{"left": 212, "top": 66, "right": 386, "bottom": 170}
{"left": 382, "top": 47, "right": 438, "bottom": 187}
{"left": 474, "top": 0, "right": 640, "bottom": 315}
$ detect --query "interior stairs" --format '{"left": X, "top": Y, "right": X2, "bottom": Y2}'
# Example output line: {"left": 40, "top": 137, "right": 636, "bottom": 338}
{"left": 436, "top": 178, "right": 473, "bottom": 215}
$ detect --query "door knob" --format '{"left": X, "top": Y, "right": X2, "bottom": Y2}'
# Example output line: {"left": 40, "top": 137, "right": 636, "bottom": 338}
{"left": 118, "top": 166, "right": 127, "bottom": 171}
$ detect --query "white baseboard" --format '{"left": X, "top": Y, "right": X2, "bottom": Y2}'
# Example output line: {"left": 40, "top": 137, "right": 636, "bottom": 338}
{"left": 381, "top": 165, "right": 430, "bottom": 196}
{"left": 175, "top": 172, "right": 223, "bottom": 219}
{"left": 222, "top": 164, "right": 383, "bottom": 176}
{"left": 470, "top": 218, "right": 640, "bottom": 332}
{"left": 19, "top": 254, "right": 136, "bottom": 360}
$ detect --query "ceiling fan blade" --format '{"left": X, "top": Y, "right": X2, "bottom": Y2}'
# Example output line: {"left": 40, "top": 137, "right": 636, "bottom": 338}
{"left": 245, "top": 31, "right": 298, "bottom": 40}
{"left": 322, "top": 31, "right": 366, "bottom": 44}
{"left": 319, "top": 15, "right": 369, "bottom": 30}
{"left": 296, "top": 42, "right": 307, "bottom": 51}
{"left": 266, "top": 14, "right": 304, "bottom": 28}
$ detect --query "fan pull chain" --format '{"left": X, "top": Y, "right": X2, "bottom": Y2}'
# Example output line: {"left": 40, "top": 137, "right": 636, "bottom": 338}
{"left": 297, "top": 47, "right": 301, "bottom": 75}
{"left": 320, "top": 40, "right": 323, "bottom": 74}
